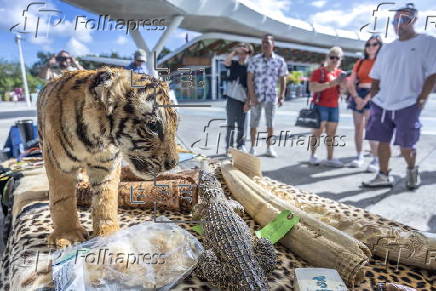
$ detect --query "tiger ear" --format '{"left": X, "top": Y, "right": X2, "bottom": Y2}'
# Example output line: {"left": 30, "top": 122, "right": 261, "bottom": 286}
{"left": 91, "top": 68, "right": 118, "bottom": 113}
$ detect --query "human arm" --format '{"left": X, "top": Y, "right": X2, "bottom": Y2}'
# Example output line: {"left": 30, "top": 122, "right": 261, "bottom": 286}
{"left": 309, "top": 78, "right": 342, "bottom": 93}
{"left": 71, "top": 57, "right": 83, "bottom": 70}
{"left": 355, "top": 84, "right": 376, "bottom": 111}
{"left": 309, "top": 67, "right": 346, "bottom": 94}
{"left": 247, "top": 71, "right": 257, "bottom": 106}
{"left": 277, "top": 59, "right": 288, "bottom": 106}
{"left": 38, "top": 56, "right": 57, "bottom": 81}
{"left": 224, "top": 50, "right": 236, "bottom": 67}
{"left": 368, "top": 79, "right": 380, "bottom": 100}
{"left": 278, "top": 76, "right": 286, "bottom": 106}
{"left": 416, "top": 73, "right": 436, "bottom": 108}
{"left": 417, "top": 38, "right": 436, "bottom": 108}
{"left": 347, "top": 71, "right": 360, "bottom": 99}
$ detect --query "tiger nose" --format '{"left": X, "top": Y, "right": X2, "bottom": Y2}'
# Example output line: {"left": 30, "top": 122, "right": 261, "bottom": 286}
{"left": 164, "top": 159, "right": 177, "bottom": 169}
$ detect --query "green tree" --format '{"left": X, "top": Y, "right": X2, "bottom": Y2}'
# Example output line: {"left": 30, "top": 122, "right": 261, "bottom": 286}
{"left": 287, "top": 71, "right": 303, "bottom": 85}
{"left": 0, "top": 59, "right": 44, "bottom": 98}
{"left": 158, "top": 47, "right": 171, "bottom": 61}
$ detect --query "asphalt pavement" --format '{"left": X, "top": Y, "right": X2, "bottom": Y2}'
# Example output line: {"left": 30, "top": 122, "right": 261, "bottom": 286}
{"left": 176, "top": 96, "right": 436, "bottom": 233}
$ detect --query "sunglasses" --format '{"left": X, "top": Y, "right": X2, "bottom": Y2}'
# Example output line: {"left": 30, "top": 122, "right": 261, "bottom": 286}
{"left": 392, "top": 16, "right": 413, "bottom": 26}
{"left": 56, "top": 56, "right": 70, "bottom": 62}
{"left": 329, "top": 56, "right": 341, "bottom": 60}
{"left": 365, "top": 42, "right": 379, "bottom": 48}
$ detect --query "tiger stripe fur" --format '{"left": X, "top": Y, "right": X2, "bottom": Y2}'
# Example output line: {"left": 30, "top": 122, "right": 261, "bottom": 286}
{"left": 37, "top": 67, "right": 178, "bottom": 247}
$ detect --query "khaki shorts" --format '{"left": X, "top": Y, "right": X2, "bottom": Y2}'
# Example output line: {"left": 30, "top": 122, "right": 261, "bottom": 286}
{"left": 250, "top": 101, "right": 277, "bottom": 128}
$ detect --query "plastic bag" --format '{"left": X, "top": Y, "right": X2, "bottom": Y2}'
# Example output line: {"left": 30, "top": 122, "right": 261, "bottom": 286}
{"left": 52, "top": 216, "right": 203, "bottom": 290}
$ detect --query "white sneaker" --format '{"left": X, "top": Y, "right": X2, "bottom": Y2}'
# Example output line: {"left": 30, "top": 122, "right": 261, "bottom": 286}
{"left": 350, "top": 157, "right": 364, "bottom": 168}
{"left": 249, "top": 147, "right": 256, "bottom": 155}
{"left": 406, "top": 167, "right": 420, "bottom": 190}
{"left": 238, "top": 145, "right": 248, "bottom": 153}
{"left": 308, "top": 156, "right": 320, "bottom": 166}
{"left": 366, "top": 158, "right": 379, "bottom": 173}
{"left": 321, "top": 158, "right": 344, "bottom": 168}
{"left": 265, "top": 147, "right": 277, "bottom": 157}
{"left": 362, "top": 172, "right": 394, "bottom": 188}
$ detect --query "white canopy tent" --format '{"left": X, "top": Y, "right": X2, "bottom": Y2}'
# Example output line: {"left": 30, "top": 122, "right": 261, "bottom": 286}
{"left": 63, "top": 0, "right": 365, "bottom": 76}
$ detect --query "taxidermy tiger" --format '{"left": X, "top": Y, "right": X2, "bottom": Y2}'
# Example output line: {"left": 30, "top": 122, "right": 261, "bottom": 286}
{"left": 37, "top": 67, "right": 179, "bottom": 248}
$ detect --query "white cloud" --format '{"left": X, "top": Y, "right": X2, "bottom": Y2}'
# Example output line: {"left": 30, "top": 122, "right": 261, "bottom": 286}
{"left": 309, "top": 2, "right": 436, "bottom": 41}
{"left": 51, "top": 19, "right": 92, "bottom": 43}
{"left": 0, "top": 0, "right": 93, "bottom": 51}
{"left": 239, "top": 0, "right": 292, "bottom": 21}
{"left": 311, "top": 0, "right": 326, "bottom": 8}
{"left": 66, "top": 37, "right": 90, "bottom": 56}
{"left": 309, "top": 3, "right": 374, "bottom": 29}
{"left": 116, "top": 35, "right": 128, "bottom": 45}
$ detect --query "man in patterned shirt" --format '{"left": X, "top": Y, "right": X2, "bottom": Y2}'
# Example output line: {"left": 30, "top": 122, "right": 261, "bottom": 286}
{"left": 247, "top": 34, "right": 288, "bottom": 157}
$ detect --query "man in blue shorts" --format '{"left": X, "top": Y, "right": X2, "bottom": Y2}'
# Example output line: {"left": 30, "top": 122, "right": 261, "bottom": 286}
{"left": 362, "top": 3, "right": 436, "bottom": 189}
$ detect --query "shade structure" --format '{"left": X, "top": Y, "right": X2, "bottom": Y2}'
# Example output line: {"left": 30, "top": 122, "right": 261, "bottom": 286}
{"left": 63, "top": 0, "right": 365, "bottom": 53}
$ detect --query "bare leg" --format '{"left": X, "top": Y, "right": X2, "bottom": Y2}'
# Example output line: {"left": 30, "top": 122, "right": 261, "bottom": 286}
{"left": 45, "top": 149, "right": 87, "bottom": 248}
{"left": 310, "top": 122, "right": 325, "bottom": 157}
{"left": 378, "top": 142, "right": 391, "bottom": 174}
{"left": 400, "top": 148, "right": 416, "bottom": 169}
{"left": 250, "top": 127, "right": 257, "bottom": 147}
{"left": 88, "top": 159, "right": 121, "bottom": 237}
{"left": 325, "top": 122, "right": 338, "bottom": 160}
{"left": 267, "top": 127, "right": 274, "bottom": 146}
{"left": 353, "top": 111, "right": 365, "bottom": 155}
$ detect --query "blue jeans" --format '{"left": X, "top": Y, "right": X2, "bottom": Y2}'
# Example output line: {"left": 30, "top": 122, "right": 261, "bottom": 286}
{"left": 348, "top": 88, "right": 371, "bottom": 113}
{"left": 226, "top": 97, "right": 246, "bottom": 149}
{"left": 314, "top": 105, "right": 339, "bottom": 123}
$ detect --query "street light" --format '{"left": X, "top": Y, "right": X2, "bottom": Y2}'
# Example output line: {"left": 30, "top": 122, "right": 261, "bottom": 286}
{"left": 15, "top": 34, "right": 31, "bottom": 107}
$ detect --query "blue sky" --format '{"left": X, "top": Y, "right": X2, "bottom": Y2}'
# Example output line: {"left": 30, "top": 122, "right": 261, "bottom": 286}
{"left": 0, "top": 0, "right": 435, "bottom": 66}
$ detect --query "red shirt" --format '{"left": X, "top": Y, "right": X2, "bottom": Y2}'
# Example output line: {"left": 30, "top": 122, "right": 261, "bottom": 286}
{"left": 310, "top": 67, "right": 342, "bottom": 108}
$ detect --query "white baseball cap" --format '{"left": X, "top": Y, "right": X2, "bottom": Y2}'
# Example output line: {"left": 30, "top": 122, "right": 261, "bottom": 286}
{"left": 134, "top": 49, "right": 146, "bottom": 61}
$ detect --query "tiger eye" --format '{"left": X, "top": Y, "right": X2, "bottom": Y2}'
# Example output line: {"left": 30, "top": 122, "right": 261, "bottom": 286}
{"left": 148, "top": 121, "right": 159, "bottom": 132}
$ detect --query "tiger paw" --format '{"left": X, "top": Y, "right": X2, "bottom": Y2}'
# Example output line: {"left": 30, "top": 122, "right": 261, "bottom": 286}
{"left": 48, "top": 227, "right": 89, "bottom": 248}
{"left": 93, "top": 223, "right": 120, "bottom": 237}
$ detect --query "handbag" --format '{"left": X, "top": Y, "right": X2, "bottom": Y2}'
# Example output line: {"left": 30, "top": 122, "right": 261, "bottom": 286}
{"left": 225, "top": 79, "right": 247, "bottom": 102}
{"left": 295, "top": 68, "right": 326, "bottom": 129}
{"left": 295, "top": 104, "right": 320, "bottom": 129}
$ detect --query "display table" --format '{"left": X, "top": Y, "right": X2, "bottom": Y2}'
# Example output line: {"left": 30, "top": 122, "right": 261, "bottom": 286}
{"left": 0, "top": 159, "right": 434, "bottom": 290}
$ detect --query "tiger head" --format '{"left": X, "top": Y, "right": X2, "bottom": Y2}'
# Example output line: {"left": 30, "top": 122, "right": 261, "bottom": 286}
{"left": 90, "top": 67, "right": 179, "bottom": 179}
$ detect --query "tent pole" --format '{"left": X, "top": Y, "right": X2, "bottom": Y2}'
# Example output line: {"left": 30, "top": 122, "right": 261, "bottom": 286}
{"left": 15, "top": 34, "right": 31, "bottom": 107}
{"left": 153, "top": 15, "right": 184, "bottom": 57}
{"left": 130, "top": 16, "right": 184, "bottom": 78}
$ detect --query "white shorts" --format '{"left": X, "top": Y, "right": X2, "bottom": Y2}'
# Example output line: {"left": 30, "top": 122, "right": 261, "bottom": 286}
{"left": 250, "top": 101, "right": 277, "bottom": 128}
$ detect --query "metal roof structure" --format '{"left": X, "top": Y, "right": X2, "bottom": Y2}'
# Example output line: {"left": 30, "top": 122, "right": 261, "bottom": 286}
{"left": 64, "top": 0, "right": 366, "bottom": 75}
{"left": 159, "top": 32, "right": 361, "bottom": 67}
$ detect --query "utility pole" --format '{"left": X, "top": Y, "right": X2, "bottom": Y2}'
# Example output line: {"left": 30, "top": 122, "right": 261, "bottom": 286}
{"left": 15, "top": 34, "right": 31, "bottom": 107}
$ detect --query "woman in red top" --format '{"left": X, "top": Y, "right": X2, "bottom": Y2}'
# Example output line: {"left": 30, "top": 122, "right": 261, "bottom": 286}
{"left": 308, "top": 47, "right": 347, "bottom": 167}
{"left": 347, "top": 35, "right": 383, "bottom": 172}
